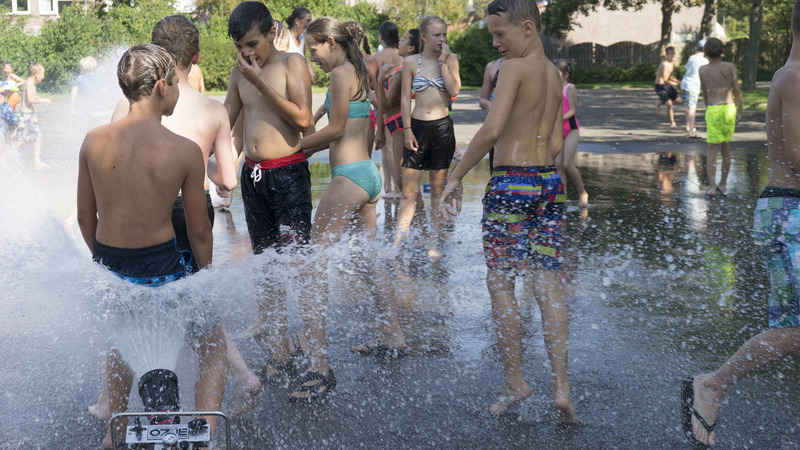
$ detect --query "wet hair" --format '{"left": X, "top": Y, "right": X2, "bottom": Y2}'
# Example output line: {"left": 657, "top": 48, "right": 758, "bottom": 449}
{"left": 305, "top": 17, "right": 370, "bottom": 101}
{"left": 379, "top": 22, "right": 399, "bottom": 48}
{"left": 152, "top": 15, "right": 199, "bottom": 71}
{"left": 665, "top": 46, "right": 675, "bottom": 54}
{"left": 286, "top": 7, "right": 311, "bottom": 29}
{"left": 419, "top": 15, "right": 446, "bottom": 52}
{"left": 408, "top": 29, "right": 421, "bottom": 54}
{"left": 28, "top": 63, "right": 44, "bottom": 76}
{"left": 554, "top": 59, "right": 572, "bottom": 82}
{"left": 704, "top": 38, "right": 724, "bottom": 58}
{"left": 228, "top": 1, "right": 274, "bottom": 42}
{"left": 486, "top": 0, "right": 542, "bottom": 34}
{"left": 343, "top": 20, "right": 370, "bottom": 55}
{"left": 117, "top": 44, "right": 176, "bottom": 103}
{"left": 79, "top": 56, "right": 98, "bottom": 74}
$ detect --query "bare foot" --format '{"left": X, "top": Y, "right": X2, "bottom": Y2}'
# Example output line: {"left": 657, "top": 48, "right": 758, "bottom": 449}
{"left": 670, "top": 122, "right": 678, "bottom": 129}
{"left": 553, "top": 384, "right": 580, "bottom": 424}
{"left": 232, "top": 374, "right": 262, "bottom": 415}
{"left": 716, "top": 184, "right": 727, "bottom": 196}
{"left": 88, "top": 402, "right": 111, "bottom": 421}
{"left": 577, "top": 191, "right": 589, "bottom": 207}
{"left": 692, "top": 374, "right": 722, "bottom": 446}
{"left": 489, "top": 381, "right": 532, "bottom": 415}
{"left": 705, "top": 186, "right": 717, "bottom": 197}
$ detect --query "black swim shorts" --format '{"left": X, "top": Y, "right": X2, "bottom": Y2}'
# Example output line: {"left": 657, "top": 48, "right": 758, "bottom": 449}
{"left": 241, "top": 152, "right": 312, "bottom": 254}
{"left": 172, "top": 193, "right": 214, "bottom": 273}
{"left": 402, "top": 116, "right": 456, "bottom": 171}
{"left": 655, "top": 84, "right": 679, "bottom": 104}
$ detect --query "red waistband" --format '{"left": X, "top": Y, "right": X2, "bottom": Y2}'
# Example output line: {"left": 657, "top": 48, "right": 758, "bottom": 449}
{"left": 245, "top": 152, "right": 307, "bottom": 170}
{"left": 383, "top": 111, "right": 402, "bottom": 126}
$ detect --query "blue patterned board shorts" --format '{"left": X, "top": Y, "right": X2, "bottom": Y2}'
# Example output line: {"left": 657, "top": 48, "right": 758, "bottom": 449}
{"left": 753, "top": 193, "right": 800, "bottom": 328}
{"left": 482, "top": 166, "right": 565, "bottom": 272}
{"left": 682, "top": 89, "right": 700, "bottom": 108}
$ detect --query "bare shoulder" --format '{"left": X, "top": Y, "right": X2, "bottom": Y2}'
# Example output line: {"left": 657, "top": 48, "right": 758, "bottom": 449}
{"left": 284, "top": 52, "right": 306, "bottom": 69}
{"left": 773, "top": 63, "right": 800, "bottom": 98}
{"left": 403, "top": 54, "right": 418, "bottom": 71}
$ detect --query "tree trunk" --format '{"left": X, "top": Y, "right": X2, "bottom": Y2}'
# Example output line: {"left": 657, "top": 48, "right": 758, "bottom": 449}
{"left": 699, "top": 0, "right": 715, "bottom": 38}
{"left": 743, "top": 0, "right": 764, "bottom": 90}
{"left": 660, "top": 0, "right": 675, "bottom": 55}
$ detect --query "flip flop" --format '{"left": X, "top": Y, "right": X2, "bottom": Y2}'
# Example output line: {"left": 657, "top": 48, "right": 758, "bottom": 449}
{"left": 682, "top": 377, "right": 715, "bottom": 448}
{"left": 353, "top": 336, "right": 408, "bottom": 359}
{"left": 716, "top": 187, "right": 728, "bottom": 196}
{"left": 289, "top": 369, "right": 337, "bottom": 402}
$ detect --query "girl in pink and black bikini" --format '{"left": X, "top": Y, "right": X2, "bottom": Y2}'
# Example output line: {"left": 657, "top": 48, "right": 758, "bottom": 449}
{"left": 554, "top": 59, "right": 588, "bottom": 207}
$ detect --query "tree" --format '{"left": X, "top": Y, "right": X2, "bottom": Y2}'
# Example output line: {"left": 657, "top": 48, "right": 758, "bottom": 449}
{"left": 659, "top": 0, "right": 679, "bottom": 54}
{"left": 385, "top": 0, "right": 470, "bottom": 33}
{"left": 699, "top": 0, "right": 716, "bottom": 38}
{"left": 742, "top": 0, "right": 764, "bottom": 89}
{"left": 543, "top": 0, "right": 648, "bottom": 39}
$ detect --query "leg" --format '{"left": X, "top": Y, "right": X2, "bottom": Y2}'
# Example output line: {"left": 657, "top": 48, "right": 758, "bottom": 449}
{"left": 32, "top": 136, "right": 48, "bottom": 169}
{"left": 706, "top": 143, "right": 720, "bottom": 196}
{"left": 392, "top": 130, "right": 405, "bottom": 193}
{"left": 427, "top": 168, "right": 449, "bottom": 259}
{"left": 530, "top": 268, "right": 580, "bottom": 423}
{"left": 691, "top": 327, "right": 800, "bottom": 446}
{"left": 487, "top": 269, "right": 532, "bottom": 415}
{"left": 395, "top": 167, "right": 424, "bottom": 247}
{"left": 99, "top": 349, "right": 134, "bottom": 449}
{"left": 686, "top": 104, "right": 697, "bottom": 135}
{"left": 562, "top": 130, "right": 587, "bottom": 206}
{"left": 666, "top": 99, "right": 677, "bottom": 127}
{"left": 381, "top": 129, "right": 398, "bottom": 198}
{"left": 225, "top": 330, "right": 261, "bottom": 415}
{"left": 717, "top": 141, "right": 731, "bottom": 194}
{"left": 194, "top": 325, "right": 229, "bottom": 440}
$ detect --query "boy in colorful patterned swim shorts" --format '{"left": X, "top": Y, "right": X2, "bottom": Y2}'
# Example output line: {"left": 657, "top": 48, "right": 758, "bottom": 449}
{"left": 441, "top": 0, "right": 579, "bottom": 423}
{"left": 698, "top": 37, "right": 742, "bottom": 197}
{"left": 684, "top": 5, "right": 800, "bottom": 446}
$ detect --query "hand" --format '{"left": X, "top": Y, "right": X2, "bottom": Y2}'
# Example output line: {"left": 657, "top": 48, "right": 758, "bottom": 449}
{"left": 440, "top": 43, "right": 451, "bottom": 63}
{"left": 440, "top": 178, "right": 463, "bottom": 219}
{"left": 375, "top": 128, "right": 386, "bottom": 150}
{"left": 736, "top": 110, "right": 742, "bottom": 124}
{"left": 404, "top": 129, "right": 418, "bottom": 152}
{"left": 378, "top": 63, "right": 396, "bottom": 83}
{"left": 215, "top": 185, "right": 231, "bottom": 198}
{"left": 236, "top": 53, "right": 263, "bottom": 85}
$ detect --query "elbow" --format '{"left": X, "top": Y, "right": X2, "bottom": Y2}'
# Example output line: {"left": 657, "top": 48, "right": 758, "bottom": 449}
{"left": 223, "top": 178, "right": 238, "bottom": 191}
{"left": 296, "top": 115, "right": 313, "bottom": 133}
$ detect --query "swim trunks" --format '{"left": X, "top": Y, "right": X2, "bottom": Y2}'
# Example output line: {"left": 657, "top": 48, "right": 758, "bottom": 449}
{"left": 171, "top": 192, "right": 214, "bottom": 273}
{"left": 331, "top": 160, "right": 382, "bottom": 199}
{"left": 654, "top": 84, "right": 679, "bottom": 104}
{"left": 753, "top": 186, "right": 800, "bottom": 328}
{"left": 384, "top": 111, "right": 403, "bottom": 136}
{"left": 17, "top": 111, "right": 42, "bottom": 142}
{"left": 482, "top": 166, "right": 565, "bottom": 272}
{"left": 562, "top": 83, "right": 579, "bottom": 140}
{"left": 0, "top": 100, "right": 20, "bottom": 138}
{"left": 705, "top": 103, "right": 736, "bottom": 144}
{"left": 403, "top": 116, "right": 456, "bottom": 171}
{"left": 241, "top": 152, "right": 312, "bottom": 254}
{"left": 681, "top": 89, "right": 701, "bottom": 108}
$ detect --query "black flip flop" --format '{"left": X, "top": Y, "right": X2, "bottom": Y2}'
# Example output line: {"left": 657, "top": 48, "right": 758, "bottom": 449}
{"left": 682, "top": 377, "right": 715, "bottom": 448}
{"left": 289, "top": 368, "right": 337, "bottom": 402}
{"left": 354, "top": 336, "right": 408, "bottom": 359}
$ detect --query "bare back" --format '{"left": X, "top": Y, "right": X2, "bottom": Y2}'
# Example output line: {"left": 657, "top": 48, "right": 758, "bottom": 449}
{"left": 81, "top": 118, "right": 204, "bottom": 247}
{"left": 765, "top": 60, "right": 800, "bottom": 189}
{"left": 491, "top": 55, "right": 563, "bottom": 167}
{"left": 19, "top": 78, "right": 37, "bottom": 113}
{"left": 699, "top": 61, "right": 739, "bottom": 105}
{"left": 229, "top": 52, "right": 303, "bottom": 160}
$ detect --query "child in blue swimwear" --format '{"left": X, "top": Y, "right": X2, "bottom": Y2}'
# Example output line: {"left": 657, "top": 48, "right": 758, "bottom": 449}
{"left": 684, "top": 8, "right": 800, "bottom": 446}
{"left": 441, "top": 0, "right": 579, "bottom": 422}
{"left": 77, "top": 44, "right": 228, "bottom": 448}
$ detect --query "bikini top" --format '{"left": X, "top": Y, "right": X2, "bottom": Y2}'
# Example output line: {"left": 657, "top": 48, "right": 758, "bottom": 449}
{"left": 384, "top": 66, "right": 403, "bottom": 100}
{"left": 412, "top": 55, "right": 446, "bottom": 92}
{"left": 325, "top": 87, "right": 372, "bottom": 119}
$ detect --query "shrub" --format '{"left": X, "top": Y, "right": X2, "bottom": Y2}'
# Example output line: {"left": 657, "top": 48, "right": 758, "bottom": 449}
{"left": 450, "top": 23, "right": 498, "bottom": 87}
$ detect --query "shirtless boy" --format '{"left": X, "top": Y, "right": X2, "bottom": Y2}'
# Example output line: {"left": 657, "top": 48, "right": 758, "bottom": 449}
{"left": 698, "top": 37, "right": 742, "bottom": 196}
{"left": 684, "top": 4, "right": 800, "bottom": 445}
{"left": 654, "top": 46, "right": 682, "bottom": 128}
{"left": 224, "top": 2, "right": 314, "bottom": 379}
{"left": 441, "top": 0, "right": 579, "bottom": 422}
{"left": 100, "top": 15, "right": 259, "bottom": 417}
{"left": 18, "top": 63, "right": 52, "bottom": 169}
{"left": 77, "top": 44, "right": 228, "bottom": 448}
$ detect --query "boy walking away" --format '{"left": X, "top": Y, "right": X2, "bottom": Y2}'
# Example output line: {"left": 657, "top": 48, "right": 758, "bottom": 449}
{"left": 77, "top": 44, "right": 228, "bottom": 448}
{"left": 683, "top": 4, "right": 800, "bottom": 446}
{"left": 441, "top": 0, "right": 579, "bottom": 422}
{"left": 223, "top": 2, "right": 314, "bottom": 387}
{"left": 654, "top": 46, "right": 682, "bottom": 128}
{"left": 681, "top": 40, "right": 709, "bottom": 138}
{"left": 18, "top": 63, "right": 52, "bottom": 169}
{"left": 699, "top": 37, "right": 742, "bottom": 197}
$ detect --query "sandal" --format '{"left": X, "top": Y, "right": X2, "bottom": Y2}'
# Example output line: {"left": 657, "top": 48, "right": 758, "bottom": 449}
{"left": 289, "top": 369, "right": 336, "bottom": 402}
{"left": 263, "top": 334, "right": 307, "bottom": 379}
{"left": 353, "top": 336, "right": 408, "bottom": 359}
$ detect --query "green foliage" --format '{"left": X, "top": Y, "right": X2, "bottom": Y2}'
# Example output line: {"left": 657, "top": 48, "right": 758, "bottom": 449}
{"left": 449, "top": 24, "right": 498, "bottom": 87}
{"left": 386, "top": 0, "right": 469, "bottom": 34}
{"left": 0, "top": 9, "right": 35, "bottom": 73}
{"left": 543, "top": 0, "right": 649, "bottom": 38}
{"left": 105, "top": 0, "right": 178, "bottom": 45}
{"left": 197, "top": 36, "right": 236, "bottom": 91}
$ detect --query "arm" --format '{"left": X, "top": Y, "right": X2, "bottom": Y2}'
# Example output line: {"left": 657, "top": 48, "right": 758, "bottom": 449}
{"left": 76, "top": 139, "right": 98, "bottom": 252}
{"left": 729, "top": 65, "right": 743, "bottom": 123}
{"left": 563, "top": 84, "right": 577, "bottom": 120}
{"left": 9, "top": 73, "right": 24, "bottom": 84}
{"left": 550, "top": 104, "right": 564, "bottom": 160}
{"left": 375, "top": 63, "right": 396, "bottom": 114}
{"left": 236, "top": 53, "right": 312, "bottom": 132}
{"left": 181, "top": 143, "right": 213, "bottom": 269}
{"left": 313, "top": 103, "right": 327, "bottom": 125}
{"left": 439, "top": 47, "right": 461, "bottom": 97}
{"left": 699, "top": 69, "right": 709, "bottom": 109}
{"left": 223, "top": 67, "right": 243, "bottom": 130}
{"left": 24, "top": 81, "right": 52, "bottom": 105}
{"left": 368, "top": 56, "right": 385, "bottom": 150}
{"left": 478, "top": 63, "right": 494, "bottom": 111}
{"left": 70, "top": 86, "right": 78, "bottom": 113}
{"left": 110, "top": 98, "right": 129, "bottom": 122}
{"left": 207, "top": 105, "right": 238, "bottom": 191}
{"left": 302, "top": 67, "right": 351, "bottom": 153}
{"left": 401, "top": 59, "right": 417, "bottom": 151}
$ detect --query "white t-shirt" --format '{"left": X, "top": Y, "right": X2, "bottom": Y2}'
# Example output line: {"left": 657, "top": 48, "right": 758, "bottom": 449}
{"left": 681, "top": 53, "right": 709, "bottom": 93}
{"left": 288, "top": 33, "right": 305, "bottom": 56}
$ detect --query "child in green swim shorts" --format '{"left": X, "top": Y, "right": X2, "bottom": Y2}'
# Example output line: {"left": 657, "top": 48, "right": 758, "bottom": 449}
{"left": 698, "top": 38, "right": 742, "bottom": 196}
